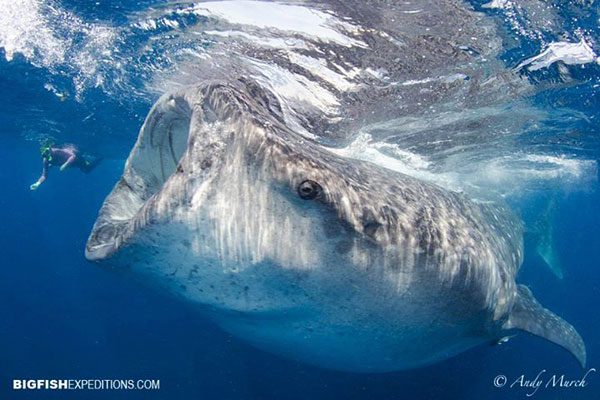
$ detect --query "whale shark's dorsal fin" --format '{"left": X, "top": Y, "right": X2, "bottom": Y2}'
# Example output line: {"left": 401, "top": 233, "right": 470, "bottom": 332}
{"left": 504, "top": 285, "right": 586, "bottom": 367}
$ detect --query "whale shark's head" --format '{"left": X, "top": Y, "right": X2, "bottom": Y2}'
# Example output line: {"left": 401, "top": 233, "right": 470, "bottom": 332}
{"left": 86, "top": 80, "right": 520, "bottom": 311}
{"left": 87, "top": 82, "right": 388, "bottom": 271}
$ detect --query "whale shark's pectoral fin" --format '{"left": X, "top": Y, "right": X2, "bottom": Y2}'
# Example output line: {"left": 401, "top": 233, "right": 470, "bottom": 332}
{"left": 504, "top": 285, "right": 586, "bottom": 367}
{"left": 532, "top": 197, "right": 564, "bottom": 279}
{"left": 536, "top": 242, "right": 564, "bottom": 279}
{"left": 535, "top": 225, "right": 564, "bottom": 279}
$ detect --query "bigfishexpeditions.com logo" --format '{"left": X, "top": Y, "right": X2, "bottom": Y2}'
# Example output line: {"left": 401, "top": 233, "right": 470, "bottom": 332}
{"left": 13, "top": 379, "right": 160, "bottom": 391}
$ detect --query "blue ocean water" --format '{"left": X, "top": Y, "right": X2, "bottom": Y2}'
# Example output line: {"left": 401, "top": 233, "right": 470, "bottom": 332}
{"left": 1, "top": 1, "right": 599, "bottom": 399}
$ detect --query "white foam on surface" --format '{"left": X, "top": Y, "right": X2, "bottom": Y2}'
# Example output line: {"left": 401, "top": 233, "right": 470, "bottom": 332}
{"left": 0, "top": 0, "right": 117, "bottom": 97}
{"left": 330, "top": 132, "right": 597, "bottom": 199}
{"left": 0, "top": 0, "right": 67, "bottom": 66}
{"left": 250, "top": 60, "right": 340, "bottom": 111}
{"left": 248, "top": 59, "right": 341, "bottom": 139}
{"left": 286, "top": 52, "right": 357, "bottom": 91}
{"left": 187, "top": 0, "right": 367, "bottom": 47}
{"left": 396, "top": 73, "right": 469, "bottom": 87}
{"left": 518, "top": 40, "right": 600, "bottom": 71}
{"left": 482, "top": 0, "right": 510, "bottom": 9}
{"left": 330, "top": 132, "right": 457, "bottom": 189}
{"left": 204, "top": 30, "right": 309, "bottom": 49}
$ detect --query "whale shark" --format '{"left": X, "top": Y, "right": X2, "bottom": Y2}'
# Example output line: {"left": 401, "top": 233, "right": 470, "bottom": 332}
{"left": 86, "top": 79, "right": 585, "bottom": 371}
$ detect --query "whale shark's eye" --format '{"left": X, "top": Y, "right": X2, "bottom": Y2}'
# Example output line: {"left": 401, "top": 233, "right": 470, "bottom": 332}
{"left": 298, "top": 180, "right": 322, "bottom": 200}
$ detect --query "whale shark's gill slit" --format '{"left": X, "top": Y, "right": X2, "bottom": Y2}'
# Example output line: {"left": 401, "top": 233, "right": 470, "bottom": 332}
{"left": 158, "top": 130, "right": 166, "bottom": 183}
{"left": 168, "top": 122, "right": 179, "bottom": 170}
{"left": 85, "top": 96, "right": 193, "bottom": 261}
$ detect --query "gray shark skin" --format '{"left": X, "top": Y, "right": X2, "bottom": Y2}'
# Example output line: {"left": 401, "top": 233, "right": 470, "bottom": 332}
{"left": 86, "top": 80, "right": 585, "bottom": 372}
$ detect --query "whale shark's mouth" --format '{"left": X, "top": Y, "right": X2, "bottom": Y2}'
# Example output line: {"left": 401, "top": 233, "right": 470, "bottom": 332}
{"left": 86, "top": 95, "right": 193, "bottom": 261}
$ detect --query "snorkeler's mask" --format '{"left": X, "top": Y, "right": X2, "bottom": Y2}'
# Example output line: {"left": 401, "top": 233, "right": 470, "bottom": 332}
{"left": 40, "top": 145, "right": 52, "bottom": 161}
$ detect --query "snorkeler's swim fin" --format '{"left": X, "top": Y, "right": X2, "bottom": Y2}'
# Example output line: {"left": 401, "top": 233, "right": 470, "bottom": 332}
{"left": 503, "top": 285, "right": 586, "bottom": 367}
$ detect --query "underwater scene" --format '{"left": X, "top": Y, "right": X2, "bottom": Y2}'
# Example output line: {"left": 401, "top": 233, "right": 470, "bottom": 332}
{"left": 1, "top": 0, "right": 600, "bottom": 399}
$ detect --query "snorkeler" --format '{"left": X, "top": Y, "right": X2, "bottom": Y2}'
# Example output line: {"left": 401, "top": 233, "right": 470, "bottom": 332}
{"left": 30, "top": 141, "right": 101, "bottom": 190}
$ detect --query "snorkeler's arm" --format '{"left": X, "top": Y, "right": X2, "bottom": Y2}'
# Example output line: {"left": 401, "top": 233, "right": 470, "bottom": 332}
{"left": 60, "top": 154, "right": 76, "bottom": 171}
{"left": 30, "top": 159, "right": 48, "bottom": 190}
